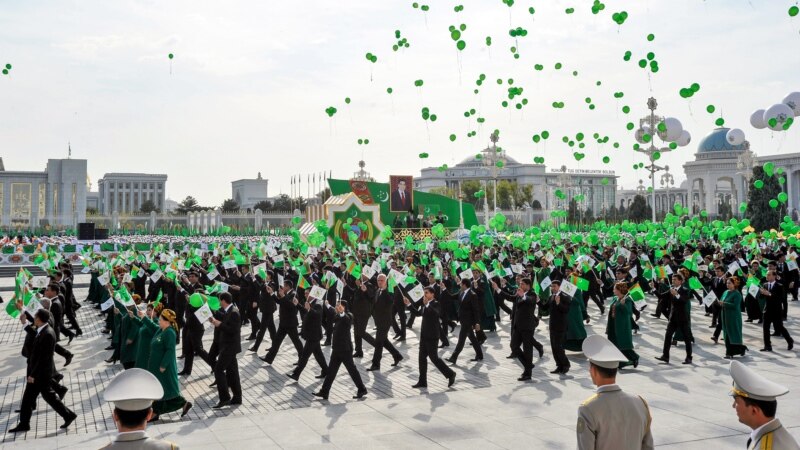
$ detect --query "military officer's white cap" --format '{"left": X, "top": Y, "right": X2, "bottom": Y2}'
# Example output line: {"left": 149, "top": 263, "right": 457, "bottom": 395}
{"left": 103, "top": 368, "right": 164, "bottom": 411}
{"left": 582, "top": 334, "right": 629, "bottom": 369}
{"left": 729, "top": 360, "right": 789, "bottom": 402}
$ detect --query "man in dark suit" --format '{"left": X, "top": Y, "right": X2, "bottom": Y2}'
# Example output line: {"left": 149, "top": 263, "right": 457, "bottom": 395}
{"left": 210, "top": 293, "right": 242, "bottom": 408}
{"left": 178, "top": 272, "right": 211, "bottom": 376}
{"left": 10, "top": 309, "right": 77, "bottom": 433}
{"left": 548, "top": 280, "right": 572, "bottom": 374}
{"left": 364, "top": 274, "right": 403, "bottom": 371}
{"left": 313, "top": 300, "right": 368, "bottom": 400}
{"left": 447, "top": 278, "right": 484, "bottom": 364}
{"left": 288, "top": 295, "right": 329, "bottom": 381}
{"left": 260, "top": 280, "right": 303, "bottom": 363}
{"left": 711, "top": 267, "right": 728, "bottom": 343}
{"left": 511, "top": 278, "right": 543, "bottom": 381}
{"left": 351, "top": 276, "right": 374, "bottom": 358}
{"left": 656, "top": 274, "right": 693, "bottom": 364}
{"left": 759, "top": 271, "right": 794, "bottom": 352}
{"left": 405, "top": 287, "right": 456, "bottom": 388}
{"left": 391, "top": 179, "right": 411, "bottom": 212}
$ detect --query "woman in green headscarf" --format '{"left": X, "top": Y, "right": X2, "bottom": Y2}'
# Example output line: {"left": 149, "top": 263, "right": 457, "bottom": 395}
{"left": 606, "top": 282, "right": 638, "bottom": 368}
{"left": 145, "top": 308, "right": 192, "bottom": 421}
{"left": 719, "top": 277, "right": 747, "bottom": 359}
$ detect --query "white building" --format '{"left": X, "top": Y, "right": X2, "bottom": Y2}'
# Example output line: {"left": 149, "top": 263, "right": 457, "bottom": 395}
{"left": 97, "top": 173, "right": 167, "bottom": 214}
{"left": 232, "top": 173, "right": 269, "bottom": 210}
{"left": 0, "top": 157, "right": 88, "bottom": 228}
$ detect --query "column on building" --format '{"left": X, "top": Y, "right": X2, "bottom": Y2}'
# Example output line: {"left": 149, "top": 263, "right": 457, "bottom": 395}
{"left": 704, "top": 176, "right": 716, "bottom": 215}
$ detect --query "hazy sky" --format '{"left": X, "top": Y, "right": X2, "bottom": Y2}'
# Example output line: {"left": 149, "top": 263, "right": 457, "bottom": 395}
{"left": 1, "top": 0, "right": 799, "bottom": 206}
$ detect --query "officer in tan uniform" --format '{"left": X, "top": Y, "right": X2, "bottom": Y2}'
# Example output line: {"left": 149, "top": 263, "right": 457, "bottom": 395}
{"left": 729, "top": 360, "right": 799, "bottom": 450}
{"left": 101, "top": 369, "right": 179, "bottom": 449}
{"left": 577, "top": 335, "right": 654, "bottom": 450}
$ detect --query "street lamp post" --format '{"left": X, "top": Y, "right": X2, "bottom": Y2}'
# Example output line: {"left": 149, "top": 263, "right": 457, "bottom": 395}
{"left": 660, "top": 166, "right": 674, "bottom": 216}
{"left": 635, "top": 97, "right": 680, "bottom": 222}
{"left": 481, "top": 131, "right": 507, "bottom": 225}
{"left": 736, "top": 149, "right": 755, "bottom": 217}
{"left": 458, "top": 181, "right": 465, "bottom": 230}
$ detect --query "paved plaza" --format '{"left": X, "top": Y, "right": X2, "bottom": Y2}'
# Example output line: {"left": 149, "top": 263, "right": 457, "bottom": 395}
{"left": 0, "top": 273, "right": 798, "bottom": 449}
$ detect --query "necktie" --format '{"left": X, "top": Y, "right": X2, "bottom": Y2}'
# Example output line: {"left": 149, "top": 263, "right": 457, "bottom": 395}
{"left": 746, "top": 437, "right": 751, "bottom": 448}
{"left": 377, "top": 289, "right": 382, "bottom": 297}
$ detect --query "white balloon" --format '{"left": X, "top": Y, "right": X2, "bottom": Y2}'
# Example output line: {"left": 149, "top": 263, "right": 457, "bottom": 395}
{"left": 763, "top": 103, "right": 793, "bottom": 131}
{"left": 663, "top": 117, "right": 683, "bottom": 141}
{"left": 676, "top": 130, "right": 691, "bottom": 147}
{"left": 782, "top": 92, "right": 800, "bottom": 117}
{"left": 750, "top": 109, "right": 767, "bottom": 129}
{"left": 726, "top": 128, "right": 745, "bottom": 146}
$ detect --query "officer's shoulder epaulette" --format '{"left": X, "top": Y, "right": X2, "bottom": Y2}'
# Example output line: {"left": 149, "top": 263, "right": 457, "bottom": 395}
{"left": 581, "top": 393, "right": 599, "bottom": 406}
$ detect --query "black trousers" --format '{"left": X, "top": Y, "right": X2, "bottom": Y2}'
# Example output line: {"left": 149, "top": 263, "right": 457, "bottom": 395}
{"left": 653, "top": 295, "right": 671, "bottom": 318}
{"left": 550, "top": 329, "right": 570, "bottom": 369}
{"left": 585, "top": 290, "right": 604, "bottom": 312}
{"left": 247, "top": 301, "right": 261, "bottom": 333}
{"left": 450, "top": 325, "right": 483, "bottom": 360}
{"left": 511, "top": 329, "right": 536, "bottom": 375}
{"left": 353, "top": 315, "right": 370, "bottom": 354}
{"left": 54, "top": 343, "right": 72, "bottom": 360}
{"left": 391, "top": 304, "right": 406, "bottom": 338}
{"left": 763, "top": 315, "right": 793, "bottom": 350}
{"left": 365, "top": 327, "right": 401, "bottom": 367}
{"left": 662, "top": 321, "right": 692, "bottom": 360}
{"left": 418, "top": 339, "right": 454, "bottom": 384}
{"left": 18, "top": 380, "right": 73, "bottom": 426}
{"left": 182, "top": 327, "right": 209, "bottom": 374}
{"left": 292, "top": 339, "right": 328, "bottom": 377}
{"left": 745, "top": 296, "right": 761, "bottom": 321}
{"left": 262, "top": 326, "right": 303, "bottom": 363}
{"left": 214, "top": 349, "right": 242, "bottom": 402}
{"left": 252, "top": 311, "right": 277, "bottom": 352}
{"left": 711, "top": 302, "right": 721, "bottom": 327}
{"left": 63, "top": 302, "right": 82, "bottom": 333}
{"left": 319, "top": 351, "right": 365, "bottom": 395}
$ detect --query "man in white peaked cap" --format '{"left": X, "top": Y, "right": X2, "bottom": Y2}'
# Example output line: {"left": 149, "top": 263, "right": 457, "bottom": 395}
{"left": 101, "top": 368, "right": 179, "bottom": 449}
{"left": 576, "top": 334, "right": 654, "bottom": 450}
{"left": 729, "top": 360, "right": 799, "bottom": 450}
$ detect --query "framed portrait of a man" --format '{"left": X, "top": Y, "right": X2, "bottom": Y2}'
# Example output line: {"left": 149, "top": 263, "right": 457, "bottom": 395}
{"left": 389, "top": 175, "right": 413, "bottom": 212}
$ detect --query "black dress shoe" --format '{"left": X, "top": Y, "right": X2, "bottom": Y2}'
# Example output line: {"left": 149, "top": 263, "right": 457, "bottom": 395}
{"left": 64, "top": 354, "right": 74, "bottom": 367}
{"left": 506, "top": 354, "right": 518, "bottom": 359}
{"left": 181, "top": 401, "right": 193, "bottom": 417}
{"left": 550, "top": 368, "right": 562, "bottom": 374}
{"left": 353, "top": 352, "right": 364, "bottom": 358}
{"left": 246, "top": 335, "right": 257, "bottom": 341}
{"left": 760, "top": 348, "right": 773, "bottom": 352}
{"left": 315, "top": 372, "right": 327, "bottom": 379}
{"left": 75, "top": 330, "right": 83, "bottom": 337}
{"left": 789, "top": 340, "right": 794, "bottom": 351}
{"left": 771, "top": 333, "right": 780, "bottom": 337}
{"left": 67, "top": 335, "right": 74, "bottom": 345}
{"left": 439, "top": 343, "right": 450, "bottom": 348}
{"left": 230, "top": 398, "right": 242, "bottom": 405}
{"left": 448, "top": 373, "right": 456, "bottom": 387}
{"left": 470, "top": 357, "right": 483, "bottom": 362}
{"left": 9, "top": 424, "right": 31, "bottom": 433}
{"left": 536, "top": 347, "right": 544, "bottom": 358}
{"left": 177, "top": 371, "right": 190, "bottom": 376}
{"left": 104, "top": 345, "right": 114, "bottom": 350}
{"left": 682, "top": 358, "right": 693, "bottom": 365}
{"left": 354, "top": 388, "right": 368, "bottom": 399}
{"left": 561, "top": 368, "right": 570, "bottom": 375}
{"left": 711, "top": 336, "right": 719, "bottom": 344}
{"left": 366, "top": 365, "right": 380, "bottom": 372}
{"left": 287, "top": 372, "right": 299, "bottom": 381}
{"left": 395, "top": 337, "right": 406, "bottom": 342}
{"left": 209, "top": 381, "right": 217, "bottom": 388}
{"left": 248, "top": 346, "right": 258, "bottom": 352}
{"left": 446, "top": 357, "right": 456, "bottom": 365}
{"left": 61, "top": 412, "right": 77, "bottom": 429}
{"left": 392, "top": 355, "right": 403, "bottom": 367}
{"left": 655, "top": 355, "right": 669, "bottom": 364}
{"left": 411, "top": 382, "right": 427, "bottom": 388}
{"left": 177, "top": 355, "right": 185, "bottom": 359}
{"left": 212, "top": 400, "right": 231, "bottom": 409}
{"left": 518, "top": 375, "right": 532, "bottom": 381}
{"left": 260, "top": 356, "right": 273, "bottom": 365}
{"left": 313, "top": 391, "right": 329, "bottom": 400}
{"left": 57, "top": 387, "right": 68, "bottom": 401}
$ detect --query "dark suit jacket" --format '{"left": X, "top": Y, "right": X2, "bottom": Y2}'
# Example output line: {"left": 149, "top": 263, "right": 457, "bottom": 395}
{"left": 668, "top": 285, "right": 691, "bottom": 324}
{"left": 301, "top": 303, "right": 323, "bottom": 341}
{"left": 372, "top": 288, "right": 396, "bottom": 331}
{"left": 352, "top": 285, "right": 374, "bottom": 323}
{"left": 218, "top": 305, "right": 242, "bottom": 354}
{"left": 391, "top": 189, "right": 411, "bottom": 211}
{"left": 276, "top": 289, "right": 300, "bottom": 329}
{"left": 409, "top": 300, "right": 443, "bottom": 342}
{"left": 763, "top": 281, "right": 786, "bottom": 319}
{"left": 548, "top": 293, "right": 571, "bottom": 333}
{"left": 331, "top": 312, "right": 354, "bottom": 355}
{"left": 28, "top": 324, "right": 57, "bottom": 383}
{"left": 49, "top": 297, "right": 65, "bottom": 341}
{"left": 456, "top": 289, "right": 481, "bottom": 328}
{"left": 512, "top": 290, "right": 538, "bottom": 332}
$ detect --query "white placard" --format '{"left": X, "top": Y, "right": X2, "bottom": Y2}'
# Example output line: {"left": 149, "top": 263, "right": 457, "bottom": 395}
{"left": 539, "top": 276, "right": 552, "bottom": 292}
{"left": 207, "top": 266, "right": 219, "bottom": 281}
{"left": 747, "top": 283, "right": 761, "bottom": 298}
{"left": 702, "top": 290, "right": 718, "bottom": 307}
{"left": 150, "top": 270, "right": 163, "bottom": 283}
{"left": 408, "top": 284, "right": 424, "bottom": 302}
{"left": 98, "top": 272, "right": 110, "bottom": 286}
{"left": 459, "top": 269, "right": 473, "bottom": 280}
{"left": 559, "top": 280, "right": 578, "bottom": 297}
{"left": 361, "top": 265, "right": 376, "bottom": 279}
{"left": 24, "top": 298, "right": 44, "bottom": 316}
{"left": 629, "top": 266, "right": 638, "bottom": 279}
{"left": 617, "top": 247, "right": 631, "bottom": 260}
{"left": 194, "top": 302, "right": 213, "bottom": 324}
{"left": 309, "top": 285, "right": 327, "bottom": 300}
{"left": 512, "top": 264, "right": 524, "bottom": 274}
{"left": 727, "top": 261, "right": 740, "bottom": 275}
{"left": 100, "top": 297, "right": 115, "bottom": 311}
{"left": 787, "top": 259, "right": 798, "bottom": 271}
{"left": 336, "top": 279, "right": 344, "bottom": 296}
{"left": 30, "top": 276, "right": 49, "bottom": 289}
{"left": 222, "top": 259, "right": 237, "bottom": 270}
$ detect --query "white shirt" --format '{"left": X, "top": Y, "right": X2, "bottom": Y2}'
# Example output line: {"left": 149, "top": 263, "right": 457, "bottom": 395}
{"left": 36, "top": 323, "right": 48, "bottom": 336}
{"left": 750, "top": 418, "right": 778, "bottom": 446}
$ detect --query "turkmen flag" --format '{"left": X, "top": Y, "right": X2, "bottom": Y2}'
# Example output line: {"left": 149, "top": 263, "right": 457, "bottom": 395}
{"left": 688, "top": 277, "right": 704, "bottom": 291}
{"left": 152, "top": 290, "right": 163, "bottom": 308}
{"left": 6, "top": 298, "right": 20, "bottom": 319}
{"left": 387, "top": 276, "right": 398, "bottom": 293}
{"left": 298, "top": 276, "right": 310, "bottom": 290}
{"left": 654, "top": 266, "right": 667, "bottom": 280}
{"left": 571, "top": 275, "right": 590, "bottom": 291}
{"left": 629, "top": 283, "right": 645, "bottom": 302}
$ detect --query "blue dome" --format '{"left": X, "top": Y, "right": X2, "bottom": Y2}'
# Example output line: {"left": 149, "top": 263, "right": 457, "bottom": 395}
{"left": 697, "top": 127, "right": 747, "bottom": 153}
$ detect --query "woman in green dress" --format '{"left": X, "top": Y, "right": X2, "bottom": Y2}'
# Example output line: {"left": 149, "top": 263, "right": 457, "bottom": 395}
{"left": 564, "top": 271, "right": 588, "bottom": 351}
{"left": 120, "top": 294, "right": 144, "bottom": 369}
{"left": 133, "top": 303, "right": 159, "bottom": 369}
{"left": 145, "top": 308, "right": 192, "bottom": 421}
{"left": 719, "top": 276, "right": 747, "bottom": 359}
{"left": 606, "top": 282, "right": 639, "bottom": 368}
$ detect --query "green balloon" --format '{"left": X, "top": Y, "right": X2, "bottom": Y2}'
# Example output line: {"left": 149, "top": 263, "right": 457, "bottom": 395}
{"left": 769, "top": 199, "right": 779, "bottom": 209}
{"left": 456, "top": 40, "right": 466, "bottom": 51}
{"left": 779, "top": 192, "right": 788, "bottom": 203}
{"left": 189, "top": 293, "right": 204, "bottom": 308}
{"left": 754, "top": 180, "right": 764, "bottom": 189}
{"left": 168, "top": 53, "right": 174, "bottom": 59}
{"left": 449, "top": 134, "right": 457, "bottom": 142}
{"left": 764, "top": 162, "right": 775, "bottom": 177}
